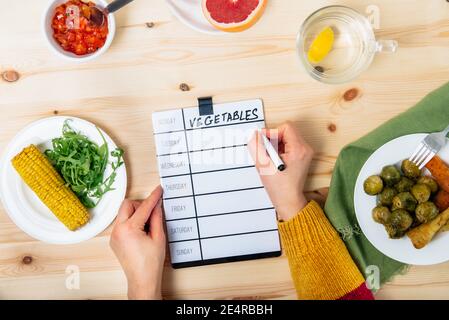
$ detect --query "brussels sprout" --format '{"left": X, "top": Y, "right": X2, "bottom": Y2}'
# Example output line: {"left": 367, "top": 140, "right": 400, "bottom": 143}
{"left": 385, "top": 224, "right": 405, "bottom": 239}
{"left": 392, "top": 192, "right": 417, "bottom": 212}
{"left": 415, "top": 201, "right": 439, "bottom": 223}
{"left": 417, "top": 176, "right": 439, "bottom": 194}
{"left": 395, "top": 177, "right": 415, "bottom": 193}
{"left": 389, "top": 209, "right": 413, "bottom": 232}
{"left": 379, "top": 187, "right": 397, "bottom": 206}
{"left": 372, "top": 206, "right": 391, "bottom": 225}
{"left": 411, "top": 184, "right": 431, "bottom": 204}
{"left": 381, "top": 165, "right": 401, "bottom": 187}
{"left": 364, "top": 175, "right": 384, "bottom": 195}
{"left": 401, "top": 159, "right": 421, "bottom": 179}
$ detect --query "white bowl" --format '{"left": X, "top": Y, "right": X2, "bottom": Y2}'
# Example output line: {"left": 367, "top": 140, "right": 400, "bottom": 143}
{"left": 42, "top": 0, "right": 116, "bottom": 62}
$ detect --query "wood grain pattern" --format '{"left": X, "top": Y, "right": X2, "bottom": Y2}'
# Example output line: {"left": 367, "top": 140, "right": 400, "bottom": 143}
{"left": 0, "top": 0, "right": 448, "bottom": 299}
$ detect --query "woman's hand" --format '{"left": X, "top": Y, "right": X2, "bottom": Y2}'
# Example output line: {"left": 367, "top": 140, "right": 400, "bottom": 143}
{"left": 248, "top": 122, "right": 314, "bottom": 222}
{"left": 110, "top": 186, "right": 166, "bottom": 300}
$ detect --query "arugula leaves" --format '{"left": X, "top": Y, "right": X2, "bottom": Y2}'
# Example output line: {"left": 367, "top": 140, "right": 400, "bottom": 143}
{"left": 45, "top": 120, "right": 124, "bottom": 208}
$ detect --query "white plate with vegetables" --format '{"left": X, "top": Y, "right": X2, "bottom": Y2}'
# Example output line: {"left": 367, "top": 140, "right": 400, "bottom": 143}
{"left": 354, "top": 134, "right": 449, "bottom": 265}
{"left": 0, "top": 117, "right": 127, "bottom": 244}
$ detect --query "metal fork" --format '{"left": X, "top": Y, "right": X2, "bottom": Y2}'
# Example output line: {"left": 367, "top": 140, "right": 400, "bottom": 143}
{"left": 409, "top": 124, "right": 449, "bottom": 169}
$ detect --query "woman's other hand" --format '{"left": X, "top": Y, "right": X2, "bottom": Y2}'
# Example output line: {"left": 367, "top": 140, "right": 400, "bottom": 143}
{"left": 110, "top": 186, "right": 166, "bottom": 300}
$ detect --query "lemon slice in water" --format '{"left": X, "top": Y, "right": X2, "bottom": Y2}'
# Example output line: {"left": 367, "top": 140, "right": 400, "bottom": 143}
{"left": 307, "top": 26, "right": 335, "bottom": 64}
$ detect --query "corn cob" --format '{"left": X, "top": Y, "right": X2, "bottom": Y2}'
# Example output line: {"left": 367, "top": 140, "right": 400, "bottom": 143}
{"left": 11, "top": 145, "right": 90, "bottom": 231}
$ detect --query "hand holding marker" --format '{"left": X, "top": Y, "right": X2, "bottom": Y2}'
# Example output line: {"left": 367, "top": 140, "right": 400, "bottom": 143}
{"left": 259, "top": 130, "right": 286, "bottom": 172}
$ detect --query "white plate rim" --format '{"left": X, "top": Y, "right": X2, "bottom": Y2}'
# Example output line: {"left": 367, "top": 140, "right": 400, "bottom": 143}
{"left": 354, "top": 133, "right": 449, "bottom": 265}
{"left": 0, "top": 116, "right": 127, "bottom": 244}
{"left": 166, "top": 0, "right": 224, "bottom": 35}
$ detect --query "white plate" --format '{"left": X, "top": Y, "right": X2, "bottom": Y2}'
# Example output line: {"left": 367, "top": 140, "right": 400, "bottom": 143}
{"left": 166, "top": 0, "right": 223, "bottom": 35}
{"left": 354, "top": 134, "right": 449, "bottom": 265}
{"left": 0, "top": 117, "right": 127, "bottom": 244}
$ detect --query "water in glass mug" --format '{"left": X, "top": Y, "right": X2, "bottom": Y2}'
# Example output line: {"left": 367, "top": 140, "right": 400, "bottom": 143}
{"left": 297, "top": 6, "right": 398, "bottom": 84}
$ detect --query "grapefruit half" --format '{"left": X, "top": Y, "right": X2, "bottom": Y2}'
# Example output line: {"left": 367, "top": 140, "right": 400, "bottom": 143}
{"left": 202, "top": 0, "right": 267, "bottom": 33}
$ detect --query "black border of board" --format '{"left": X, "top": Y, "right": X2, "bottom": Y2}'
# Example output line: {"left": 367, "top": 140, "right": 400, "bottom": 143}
{"left": 171, "top": 250, "right": 282, "bottom": 269}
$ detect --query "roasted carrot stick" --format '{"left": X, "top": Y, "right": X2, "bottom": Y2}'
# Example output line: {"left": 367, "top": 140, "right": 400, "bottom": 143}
{"left": 425, "top": 156, "right": 449, "bottom": 193}
{"left": 434, "top": 189, "right": 449, "bottom": 212}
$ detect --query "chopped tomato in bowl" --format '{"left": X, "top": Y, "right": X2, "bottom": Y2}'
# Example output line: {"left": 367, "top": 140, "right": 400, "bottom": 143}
{"left": 52, "top": 0, "right": 108, "bottom": 56}
{"left": 43, "top": 0, "right": 116, "bottom": 62}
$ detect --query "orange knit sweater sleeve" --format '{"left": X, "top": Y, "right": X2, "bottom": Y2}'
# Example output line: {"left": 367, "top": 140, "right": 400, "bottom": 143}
{"left": 278, "top": 201, "right": 374, "bottom": 300}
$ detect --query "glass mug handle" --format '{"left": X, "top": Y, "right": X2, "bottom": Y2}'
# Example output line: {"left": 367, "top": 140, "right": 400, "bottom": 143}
{"left": 375, "top": 40, "right": 398, "bottom": 53}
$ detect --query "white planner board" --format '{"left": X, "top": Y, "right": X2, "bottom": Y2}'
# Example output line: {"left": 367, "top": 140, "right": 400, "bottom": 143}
{"left": 152, "top": 99, "right": 281, "bottom": 268}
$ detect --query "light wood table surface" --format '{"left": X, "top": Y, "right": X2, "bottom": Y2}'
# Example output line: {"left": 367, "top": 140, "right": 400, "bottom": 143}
{"left": 0, "top": 0, "right": 449, "bottom": 300}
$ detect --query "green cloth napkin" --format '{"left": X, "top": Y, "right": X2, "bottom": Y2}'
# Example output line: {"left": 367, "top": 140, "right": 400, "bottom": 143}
{"left": 324, "top": 81, "right": 449, "bottom": 286}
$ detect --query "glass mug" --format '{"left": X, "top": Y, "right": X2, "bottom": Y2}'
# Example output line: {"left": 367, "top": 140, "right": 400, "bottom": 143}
{"left": 297, "top": 5, "right": 398, "bottom": 84}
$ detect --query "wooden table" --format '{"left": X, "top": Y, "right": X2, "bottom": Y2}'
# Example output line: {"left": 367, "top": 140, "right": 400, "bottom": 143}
{"left": 0, "top": 0, "right": 448, "bottom": 300}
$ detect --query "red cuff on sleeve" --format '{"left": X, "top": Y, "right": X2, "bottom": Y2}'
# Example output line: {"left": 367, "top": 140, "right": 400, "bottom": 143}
{"left": 338, "top": 283, "right": 375, "bottom": 300}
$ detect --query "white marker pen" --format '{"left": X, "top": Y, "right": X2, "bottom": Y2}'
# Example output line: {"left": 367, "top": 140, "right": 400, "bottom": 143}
{"left": 260, "top": 131, "right": 286, "bottom": 172}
